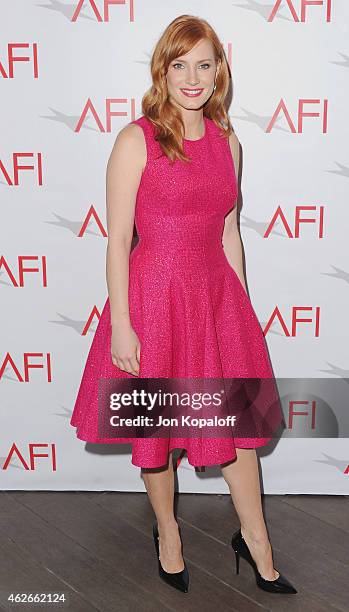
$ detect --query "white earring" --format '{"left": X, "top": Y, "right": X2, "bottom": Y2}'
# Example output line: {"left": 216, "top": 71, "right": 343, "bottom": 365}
{"left": 213, "top": 83, "right": 216, "bottom": 91}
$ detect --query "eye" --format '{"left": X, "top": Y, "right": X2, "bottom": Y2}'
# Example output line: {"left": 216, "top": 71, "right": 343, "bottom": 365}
{"left": 199, "top": 63, "right": 211, "bottom": 69}
{"left": 172, "top": 63, "right": 184, "bottom": 69}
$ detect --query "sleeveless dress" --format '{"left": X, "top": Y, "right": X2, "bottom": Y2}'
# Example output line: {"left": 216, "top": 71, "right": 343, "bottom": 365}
{"left": 70, "top": 114, "right": 282, "bottom": 468}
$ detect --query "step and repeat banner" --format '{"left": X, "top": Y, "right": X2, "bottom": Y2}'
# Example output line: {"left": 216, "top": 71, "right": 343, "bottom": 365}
{"left": 1, "top": 1, "right": 348, "bottom": 493}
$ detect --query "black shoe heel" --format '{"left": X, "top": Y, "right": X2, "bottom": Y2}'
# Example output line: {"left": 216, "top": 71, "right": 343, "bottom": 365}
{"left": 234, "top": 549, "right": 240, "bottom": 575}
{"left": 231, "top": 528, "right": 297, "bottom": 594}
{"left": 153, "top": 522, "right": 189, "bottom": 593}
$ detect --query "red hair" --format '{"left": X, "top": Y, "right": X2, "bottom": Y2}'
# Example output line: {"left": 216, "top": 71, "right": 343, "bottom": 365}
{"left": 141, "top": 14, "right": 233, "bottom": 163}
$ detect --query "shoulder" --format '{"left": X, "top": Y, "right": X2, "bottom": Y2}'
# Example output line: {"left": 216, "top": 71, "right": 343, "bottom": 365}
{"left": 227, "top": 129, "right": 240, "bottom": 156}
{"left": 107, "top": 120, "right": 147, "bottom": 171}
{"left": 227, "top": 129, "right": 240, "bottom": 175}
{"left": 115, "top": 119, "right": 147, "bottom": 147}
{"left": 208, "top": 117, "right": 240, "bottom": 152}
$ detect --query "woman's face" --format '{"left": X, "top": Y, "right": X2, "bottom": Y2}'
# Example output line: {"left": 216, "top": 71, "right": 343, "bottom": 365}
{"left": 165, "top": 38, "right": 219, "bottom": 111}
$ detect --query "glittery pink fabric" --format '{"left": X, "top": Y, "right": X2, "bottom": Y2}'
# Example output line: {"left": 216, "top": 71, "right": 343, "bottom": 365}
{"left": 70, "top": 115, "right": 281, "bottom": 468}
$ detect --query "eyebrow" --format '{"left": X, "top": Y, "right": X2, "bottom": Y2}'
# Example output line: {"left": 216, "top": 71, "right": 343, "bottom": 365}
{"left": 173, "top": 58, "right": 213, "bottom": 63}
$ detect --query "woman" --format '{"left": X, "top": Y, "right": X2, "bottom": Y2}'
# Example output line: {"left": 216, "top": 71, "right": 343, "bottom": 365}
{"left": 70, "top": 14, "right": 297, "bottom": 596}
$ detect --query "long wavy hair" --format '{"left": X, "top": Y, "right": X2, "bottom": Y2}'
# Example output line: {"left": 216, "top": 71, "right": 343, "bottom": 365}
{"left": 142, "top": 14, "right": 233, "bottom": 163}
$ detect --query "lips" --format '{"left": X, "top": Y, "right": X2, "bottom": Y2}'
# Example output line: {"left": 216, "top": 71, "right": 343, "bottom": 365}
{"left": 180, "top": 88, "right": 204, "bottom": 98}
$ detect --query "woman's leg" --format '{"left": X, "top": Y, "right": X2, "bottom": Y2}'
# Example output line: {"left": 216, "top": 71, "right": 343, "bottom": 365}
{"left": 141, "top": 450, "right": 184, "bottom": 573}
{"left": 221, "top": 448, "right": 279, "bottom": 580}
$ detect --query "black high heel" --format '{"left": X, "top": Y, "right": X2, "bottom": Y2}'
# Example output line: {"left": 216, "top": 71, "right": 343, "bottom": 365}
{"left": 231, "top": 528, "right": 297, "bottom": 594}
{"left": 153, "top": 522, "right": 189, "bottom": 593}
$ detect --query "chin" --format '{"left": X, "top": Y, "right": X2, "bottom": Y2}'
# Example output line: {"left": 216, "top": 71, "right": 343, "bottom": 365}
{"left": 175, "top": 97, "right": 206, "bottom": 110}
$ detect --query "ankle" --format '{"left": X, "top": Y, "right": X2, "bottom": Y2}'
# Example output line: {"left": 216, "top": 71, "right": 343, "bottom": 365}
{"left": 241, "top": 526, "right": 269, "bottom": 547}
{"left": 157, "top": 519, "right": 179, "bottom": 534}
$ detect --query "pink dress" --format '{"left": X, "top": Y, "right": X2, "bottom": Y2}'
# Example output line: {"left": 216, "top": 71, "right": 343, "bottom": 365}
{"left": 70, "top": 115, "right": 282, "bottom": 468}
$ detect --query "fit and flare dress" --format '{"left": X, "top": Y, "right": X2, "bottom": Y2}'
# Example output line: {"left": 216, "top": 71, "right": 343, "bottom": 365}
{"left": 70, "top": 114, "right": 283, "bottom": 468}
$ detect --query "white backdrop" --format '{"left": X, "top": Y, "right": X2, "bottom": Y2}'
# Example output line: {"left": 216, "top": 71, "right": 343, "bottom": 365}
{"left": 1, "top": 0, "right": 348, "bottom": 494}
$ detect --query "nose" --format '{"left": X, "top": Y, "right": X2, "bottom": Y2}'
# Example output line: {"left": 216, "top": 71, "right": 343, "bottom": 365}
{"left": 185, "top": 67, "right": 200, "bottom": 86}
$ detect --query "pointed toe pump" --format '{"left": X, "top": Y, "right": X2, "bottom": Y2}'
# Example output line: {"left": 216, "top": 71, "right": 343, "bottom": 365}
{"left": 153, "top": 522, "right": 189, "bottom": 593}
{"left": 231, "top": 529, "right": 297, "bottom": 594}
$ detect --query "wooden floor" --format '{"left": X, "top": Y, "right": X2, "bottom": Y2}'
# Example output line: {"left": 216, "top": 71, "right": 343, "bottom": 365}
{"left": 0, "top": 490, "right": 348, "bottom": 611}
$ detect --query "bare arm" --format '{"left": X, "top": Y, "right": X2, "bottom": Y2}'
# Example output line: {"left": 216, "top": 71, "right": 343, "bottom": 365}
{"left": 105, "top": 123, "right": 146, "bottom": 376}
{"left": 105, "top": 123, "right": 146, "bottom": 326}
{"left": 222, "top": 132, "right": 248, "bottom": 294}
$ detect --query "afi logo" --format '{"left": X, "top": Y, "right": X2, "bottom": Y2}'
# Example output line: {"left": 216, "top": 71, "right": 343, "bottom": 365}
{"left": 79, "top": 306, "right": 102, "bottom": 335}
{"left": 78, "top": 205, "right": 107, "bottom": 236}
{"left": 0, "top": 154, "right": 43, "bottom": 185}
{"left": 264, "top": 307, "right": 320, "bottom": 336}
{"left": 0, "top": 43, "right": 38, "bottom": 78}
{"left": 267, "top": 99, "right": 328, "bottom": 133}
{"left": 269, "top": 0, "right": 332, "bottom": 22}
{"left": 265, "top": 206, "right": 325, "bottom": 238}
{"left": 288, "top": 401, "right": 316, "bottom": 428}
{"left": 0, "top": 353, "right": 52, "bottom": 382}
{"left": 75, "top": 98, "right": 136, "bottom": 132}
{"left": 0, "top": 256, "right": 48, "bottom": 287}
{"left": 2, "top": 444, "right": 57, "bottom": 470}
{"left": 72, "top": 0, "right": 135, "bottom": 22}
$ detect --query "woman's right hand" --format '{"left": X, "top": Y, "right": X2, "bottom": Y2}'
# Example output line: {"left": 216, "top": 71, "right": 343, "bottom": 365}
{"left": 111, "top": 322, "right": 141, "bottom": 376}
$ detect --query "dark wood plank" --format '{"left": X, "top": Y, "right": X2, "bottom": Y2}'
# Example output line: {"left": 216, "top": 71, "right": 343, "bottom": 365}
{"left": 8, "top": 491, "right": 267, "bottom": 612}
{"left": 0, "top": 534, "right": 99, "bottom": 611}
{"left": 94, "top": 492, "right": 341, "bottom": 611}
{"left": 280, "top": 495, "right": 349, "bottom": 533}
{"left": 2, "top": 491, "right": 348, "bottom": 611}
{"left": 175, "top": 492, "right": 349, "bottom": 611}
{"left": 0, "top": 492, "right": 172, "bottom": 612}
{"left": 262, "top": 495, "right": 349, "bottom": 567}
